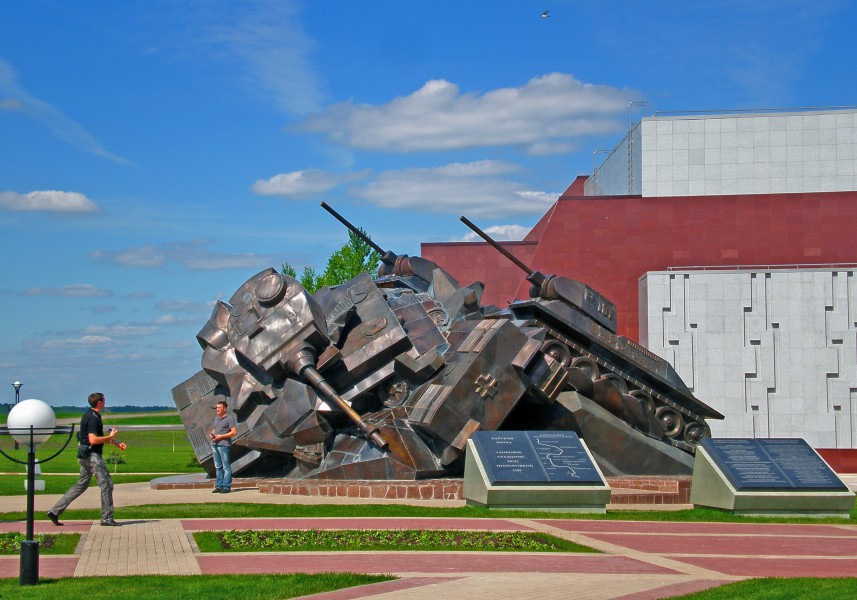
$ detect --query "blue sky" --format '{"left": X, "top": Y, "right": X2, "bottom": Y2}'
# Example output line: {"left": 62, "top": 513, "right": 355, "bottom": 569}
{"left": 2, "top": 0, "right": 854, "bottom": 407}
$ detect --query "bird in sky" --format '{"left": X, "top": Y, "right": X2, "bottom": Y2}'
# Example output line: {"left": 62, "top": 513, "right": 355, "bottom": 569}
{"left": 541, "top": 10, "right": 550, "bottom": 18}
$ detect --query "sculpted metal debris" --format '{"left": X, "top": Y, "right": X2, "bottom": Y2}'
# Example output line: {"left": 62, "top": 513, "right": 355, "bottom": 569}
{"left": 172, "top": 204, "right": 723, "bottom": 480}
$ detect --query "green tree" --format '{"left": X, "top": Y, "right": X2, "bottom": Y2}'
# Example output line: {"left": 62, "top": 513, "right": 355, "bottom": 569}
{"left": 283, "top": 228, "right": 381, "bottom": 293}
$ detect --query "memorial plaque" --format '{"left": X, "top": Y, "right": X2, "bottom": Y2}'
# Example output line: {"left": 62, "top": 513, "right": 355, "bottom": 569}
{"left": 760, "top": 438, "right": 847, "bottom": 490}
{"left": 529, "top": 431, "right": 602, "bottom": 483}
{"left": 701, "top": 438, "right": 847, "bottom": 491}
{"left": 470, "top": 431, "right": 602, "bottom": 485}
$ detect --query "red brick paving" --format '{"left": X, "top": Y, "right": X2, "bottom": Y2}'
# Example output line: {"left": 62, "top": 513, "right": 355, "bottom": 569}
{"left": 181, "top": 517, "right": 533, "bottom": 532}
{"left": 0, "top": 556, "right": 77, "bottom": 578}
{"left": 1, "top": 515, "right": 854, "bottom": 595}
{"left": 539, "top": 519, "right": 857, "bottom": 537}
{"left": 195, "top": 552, "right": 675, "bottom": 575}
{"left": 581, "top": 533, "right": 857, "bottom": 556}
{"left": 671, "top": 556, "right": 857, "bottom": 578}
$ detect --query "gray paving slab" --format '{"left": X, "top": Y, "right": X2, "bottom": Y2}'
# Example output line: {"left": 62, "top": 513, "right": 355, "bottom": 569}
{"left": 73, "top": 518, "right": 200, "bottom": 577}
{"left": 317, "top": 573, "right": 720, "bottom": 600}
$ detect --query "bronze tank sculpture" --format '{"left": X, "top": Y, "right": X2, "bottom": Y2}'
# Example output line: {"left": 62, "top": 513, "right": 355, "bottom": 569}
{"left": 172, "top": 205, "right": 723, "bottom": 479}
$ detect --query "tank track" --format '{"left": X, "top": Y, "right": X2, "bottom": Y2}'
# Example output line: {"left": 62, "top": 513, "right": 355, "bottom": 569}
{"left": 539, "top": 325, "right": 711, "bottom": 453}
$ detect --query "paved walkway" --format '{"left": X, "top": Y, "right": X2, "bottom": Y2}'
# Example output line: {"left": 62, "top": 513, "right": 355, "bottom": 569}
{"left": 74, "top": 519, "right": 200, "bottom": 577}
{"left": 0, "top": 480, "right": 854, "bottom": 599}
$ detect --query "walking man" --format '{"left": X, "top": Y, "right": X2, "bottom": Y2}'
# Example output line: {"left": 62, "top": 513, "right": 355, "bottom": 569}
{"left": 47, "top": 392, "right": 126, "bottom": 526}
{"left": 210, "top": 400, "right": 237, "bottom": 493}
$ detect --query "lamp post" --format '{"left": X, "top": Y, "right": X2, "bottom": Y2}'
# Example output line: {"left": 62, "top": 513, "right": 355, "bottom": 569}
{"left": 11, "top": 382, "right": 23, "bottom": 449}
{"left": 0, "top": 399, "right": 74, "bottom": 586}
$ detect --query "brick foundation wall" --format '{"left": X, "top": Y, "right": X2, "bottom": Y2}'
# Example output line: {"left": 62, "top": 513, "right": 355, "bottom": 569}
{"left": 257, "top": 478, "right": 464, "bottom": 501}
{"left": 606, "top": 476, "right": 693, "bottom": 504}
{"left": 152, "top": 475, "right": 694, "bottom": 504}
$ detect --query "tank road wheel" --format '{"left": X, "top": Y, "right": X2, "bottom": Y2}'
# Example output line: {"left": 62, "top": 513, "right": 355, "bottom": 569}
{"left": 628, "top": 389, "right": 655, "bottom": 414}
{"left": 570, "top": 357, "right": 600, "bottom": 381}
{"left": 541, "top": 340, "right": 572, "bottom": 367}
{"left": 683, "top": 422, "right": 708, "bottom": 445}
{"left": 655, "top": 406, "right": 683, "bottom": 438}
{"left": 380, "top": 377, "right": 410, "bottom": 408}
{"left": 602, "top": 373, "right": 628, "bottom": 394}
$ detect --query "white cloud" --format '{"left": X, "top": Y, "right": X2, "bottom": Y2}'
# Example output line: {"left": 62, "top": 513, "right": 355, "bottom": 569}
{"left": 20, "top": 284, "right": 113, "bottom": 298}
{"left": 352, "top": 160, "right": 557, "bottom": 218}
{"left": 461, "top": 224, "right": 531, "bottom": 242}
{"left": 0, "top": 98, "right": 24, "bottom": 110}
{"left": 252, "top": 169, "right": 342, "bottom": 197}
{"left": 202, "top": 1, "right": 322, "bottom": 115}
{"left": 83, "top": 325, "right": 159, "bottom": 337}
{"left": 90, "top": 245, "right": 168, "bottom": 269}
{"left": 301, "top": 73, "right": 637, "bottom": 154}
{"left": 0, "top": 190, "right": 100, "bottom": 213}
{"left": 103, "top": 350, "right": 148, "bottom": 361}
{"left": 153, "top": 314, "right": 196, "bottom": 326}
{"left": 40, "top": 335, "right": 115, "bottom": 349}
{"left": 0, "top": 58, "right": 129, "bottom": 163}
{"left": 156, "top": 299, "right": 217, "bottom": 314}
{"left": 88, "top": 239, "right": 280, "bottom": 271}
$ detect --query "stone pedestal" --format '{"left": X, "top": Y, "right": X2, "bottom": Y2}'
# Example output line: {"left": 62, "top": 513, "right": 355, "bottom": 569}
{"left": 463, "top": 435, "right": 610, "bottom": 513}
{"left": 691, "top": 439, "right": 855, "bottom": 518}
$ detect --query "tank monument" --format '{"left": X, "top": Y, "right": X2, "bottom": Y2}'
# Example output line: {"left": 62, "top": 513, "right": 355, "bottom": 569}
{"left": 172, "top": 203, "right": 723, "bottom": 482}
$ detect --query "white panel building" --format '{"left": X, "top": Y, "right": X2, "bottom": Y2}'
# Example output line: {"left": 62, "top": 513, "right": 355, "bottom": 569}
{"left": 585, "top": 107, "right": 857, "bottom": 449}
{"left": 586, "top": 108, "right": 857, "bottom": 198}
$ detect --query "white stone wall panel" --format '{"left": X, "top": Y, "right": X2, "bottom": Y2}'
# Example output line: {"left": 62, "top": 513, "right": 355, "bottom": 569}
{"left": 641, "top": 268, "right": 857, "bottom": 448}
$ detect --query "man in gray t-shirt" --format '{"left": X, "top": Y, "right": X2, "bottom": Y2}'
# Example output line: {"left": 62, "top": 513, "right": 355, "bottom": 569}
{"left": 210, "top": 400, "right": 237, "bottom": 493}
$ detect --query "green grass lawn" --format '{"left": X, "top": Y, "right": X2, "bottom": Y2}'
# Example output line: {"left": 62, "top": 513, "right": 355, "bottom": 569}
{"left": 195, "top": 529, "right": 596, "bottom": 552}
{"left": 0, "top": 430, "right": 198, "bottom": 474}
{"left": 52, "top": 411, "right": 86, "bottom": 420}
{"left": 101, "top": 414, "right": 182, "bottom": 425}
{"left": 0, "top": 574, "right": 393, "bottom": 599}
{"left": 0, "top": 474, "right": 159, "bottom": 496}
{"left": 0, "top": 428, "right": 200, "bottom": 495}
{"left": 0, "top": 411, "right": 81, "bottom": 425}
{"left": 0, "top": 532, "right": 80, "bottom": 555}
{"left": 674, "top": 577, "right": 857, "bottom": 599}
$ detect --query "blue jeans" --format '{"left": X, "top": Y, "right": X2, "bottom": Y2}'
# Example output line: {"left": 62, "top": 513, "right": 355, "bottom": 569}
{"left": 212, "top": 444, "right": 232, "bottom": 490}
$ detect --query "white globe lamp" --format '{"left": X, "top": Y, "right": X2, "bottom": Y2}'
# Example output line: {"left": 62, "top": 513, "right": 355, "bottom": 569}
{"left": 0, "top": 397, "right": 72, "bottom": 586}
{"left": 7, "top": 399, "right": 56, "bottom": 447}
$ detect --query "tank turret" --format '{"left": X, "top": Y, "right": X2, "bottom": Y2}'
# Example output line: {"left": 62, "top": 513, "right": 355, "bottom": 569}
{"left": 460, "top": 216, "right": 617, "bottom": 332}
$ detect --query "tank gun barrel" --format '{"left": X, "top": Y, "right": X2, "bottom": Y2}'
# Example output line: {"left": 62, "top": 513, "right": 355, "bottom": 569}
{"left": 289, "top": 347, "right": 389, "bottom": 450}
{"left": 459, "top": 216, "right": 546, "bottom": 287}
{"left": 321, "top": 201, "right": 445, "bottom": 292}
{"left": 320, "top": 201, "right": 394, "bottom": 265}
{"left": 302, "top": 365, "right": 389, "bottom": 450}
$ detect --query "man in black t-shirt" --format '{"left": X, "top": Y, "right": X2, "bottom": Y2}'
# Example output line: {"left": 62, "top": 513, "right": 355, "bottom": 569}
{"left": 46, "top": 392, "right": 127, "bottom": 527}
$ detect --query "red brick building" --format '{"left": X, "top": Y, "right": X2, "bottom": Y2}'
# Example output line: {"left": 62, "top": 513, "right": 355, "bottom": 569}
{"left": 424, "top": 175, "right": 857, "bottom": 343}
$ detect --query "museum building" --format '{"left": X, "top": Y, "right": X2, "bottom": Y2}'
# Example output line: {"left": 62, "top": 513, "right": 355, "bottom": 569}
{"left": 423, "top": 107, "right": 857, "bottom": 465}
